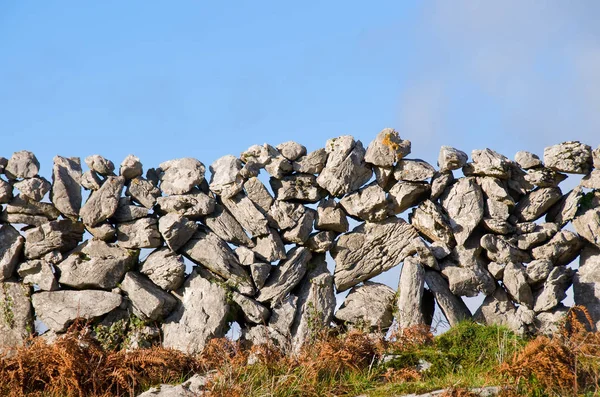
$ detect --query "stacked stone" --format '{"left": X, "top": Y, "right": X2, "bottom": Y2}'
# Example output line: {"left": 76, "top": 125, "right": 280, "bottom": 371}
{"left": 1, "top": 133, "right": 599, "bottom": 358}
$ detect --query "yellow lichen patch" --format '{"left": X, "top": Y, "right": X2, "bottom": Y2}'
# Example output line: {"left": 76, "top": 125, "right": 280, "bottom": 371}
{"left": 381, "top": 130, "right": 401, "bottom": 154}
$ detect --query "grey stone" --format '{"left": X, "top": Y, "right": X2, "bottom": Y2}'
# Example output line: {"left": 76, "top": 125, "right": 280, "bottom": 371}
{"left": 315, "top": 198, "right": 348, "bottom": 233}
{"left": 252, "top": 228, "right": 287, "bottom": 262}
{"left": 222, "top": 192, "right": 270, "bottom": 237}
{"left": 335, "top": 281, "right": 395, "bottom": 330}
{"left": 14, "top": 177, "right": 50, "bottom": 202}
{"left": 514, "top": 223, "right": 558, "bottom": 250}
{"left": 127, "top": 177, "right": 162, "bottom": 209}
{"left": 544, "top": 141, "right": 592, "bottom": 174}
{"left": 159, "top": 158, "right": 206, "bottom": 195}
{"left": 235, "top": 246, "right": 255, "bottom": 266}
{"left": 240, "top": 144, "right": 276, "bottom": 170}
{"left": 525, "top": 168, "right": 568, "bottom": 187}
{"left": 573, "top": 207, "right": 600, "bottom": 249}
{"left": 409, "top": 200, "right": 455, "bottom": 248}
{"left": 270, "top": 173, "right": 326, "bottom": 203}
{"left": 257, "top": 247, "right": 311, "bottom": 304}
{"left": 306, "top": 230, "right": 337, "bottom": 253}
{"left": 477, "top": 177, "right": 514, "bottom": 220}
{"left": 5, "top": 150, "right": 40, "bottom": 179}
{"left": 525, "top": 259, "right": 554, "bottom": 286}
{"left": 429, "top": 241, "right": 452, "bottom": 260}
{"left": 503, "top": 262, "right": 533, "bottom": 308}
{"left": 481, "top": 218, "right": 515, "bottom": 235}
{"left": 265, "top": 155, "right": 293, "bottom": 179}
{"left": 340, "top": 182, "right": 389, "bottom": 222}
{"left": 32, "top": 290, "right": 122, "bottom": 333}
{"left": 440, "top": 263, "right": 496, "bottom": 297}
{"left": 50, "top": 156, "right": 82, "bottom": 219}
{"left": 0, "top": 179, "right": 12, "bottom": 203}
{"left": 162, "top": 269, "right": 231, "bottom": 354}
{"left": 430, "top": 171, "right": 454, "bottom": 201}
{"left": 250, "top": 262, "right": 271, "bottom": 289}
{"left": 232, "top": 291, "right": 270, "bottom": 324}
{"left": 397, "top": 257, "right": 427, "bottom": 328}
{"left": 158, "top": 213, "right": 198, "bottom": 252}
{"left": 487, "top": 262, "right": 506, "bottom": 279}
{"left": 0, "top": 281, "right": 33, "bottom": 356}
{"left": 116, "top": 218, "right": 162, "bottom": 249}
{"left": 57, "top": 239, "right": 137, "bottom": 289}
{"left": 157, "top": 191, "right": 215, "bottom": 219}
{"left": 506, "top": 161, "right": 535, "bottom": 199}
{"left": 473, "top": 287, "right": 530, "bottom": 336}
{"left": 533, "top": 266, "right": 574, "bottom": 312}
{"left": 387, "top": 180, "right": 431, "bottom": 214}
{"left": 580, "top": 170, "right": 600, "bottom": 189}
{"left": 531, "top": 230, "right": 583, "bottom": 266}
{"left": 394, "top": 159, "right": 435, "bottom": 181}
{"left": 24, "top": 219, "right": 85, "bottom": 259}
{"left": 534, "top": 305, "right": 569, "bottom": 336}
{"left": 463, "top": 149, "right": 509, "bottom": 179}
{"left": 86, "top": 222, "right": 116, "bottom": 241}
{"left": 243, "top": 177, "right": 274, "bottom": 215}
{"left": 293, "top": 148, "right": 328, "bottom": 174}
{"left": 373, "top": 165, "right": 394, "bottom": 189}
{"left": 440, "top": 177, "right": 484, "bottom": 245}
{"left": 182, "top": 227, "right": 254, "bottom": 295}
{"left": 81, "top": 170, "right": 103, "bottom": 190}
{"left": 209, "top": 155, "right": 243, "bottom": 198}
{"left": 243, "top": 296, "right": 296, "bottom": 350}
{"left": 364, "top": 128, "right": 411, "bottom": 167}
{"left": 85, "top": 155, "right": 115, "bottom": 176}
{"left": 119, "top": 154, "right": 143, "bottom": 180}
{"left": 332, "top": 217, "right": 419, "bottom": 291}
{"left": 18, "top": 259, "right": 58, "bottom": 291}
{"left": 267, "top": 201, "right": 305, "bottom": 230}
{"left": 411, "top": 238, "right": 441, "bottom": 270}
{"left": 276, "top": 141, "right": 306, "bottom": 161}
{"left": 515, "top": 187, "right": 562, "bottom": 222}
{"left": 282, "top": 208, "right": 315, "bottom": 244}
{"left": 203, "top": 205, "right": 253, "bottom": 247}
{"left": 0, "top": 225, "right": 25, "bottom": 281}
{"left": 317, "top": 135, "right": 372, "bottom": 197}
{"left": 515, "top": 151, "right": 543, "bottom": 169}
{"left": 140, "top": 247, "right": 186, "bottom": 291}
{"left": 574, "top": 245, "right": 600, "bottom": 330}
{"left": 121, "top": 271, "right": 177, "bottom": 321}
{"left": 424, "top": 270, "right": 471, "bottom": 326}
{"left": 438, "top": 146, "right": 468, "bottom": 172}
{"left": 290, "top": 254, "right": 335, "bottom": 353}
{"left": 113, "top": 197, "right": 149, "bottom": 222}
{"left": 80, "top": 176, "right": 125, "bottom": 226}
{"left": 5, "top": 195, "right": 60, "bottom": 220}
{"left": 594, "top": 145, "right": 600, "bottom": 169}
{"left": 480, "top": 234, "right": 531, "bottom": 264}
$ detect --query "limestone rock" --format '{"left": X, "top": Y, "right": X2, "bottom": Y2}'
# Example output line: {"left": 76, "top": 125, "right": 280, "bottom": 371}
{"left": 574, "top": 245, "right": 600, "bottom": 330}
{"left": 394, "top": 159, "right": 435, "bottom": 181}
{"left": 113, "top": 197, "right": 149, "bottom": 222}
{"left": 127, "top": 177, "right": 162, "bottom": 209}
{"left": 387, "top": 181, "right": 431, "bottom": 214}
{"left": 525, "top": 259, "right": 554, "bottom": 286}
{"left": 438, "top": 146, "right": 468, "bottom": 172}
{"left": 364, "top": 128, "right": 411, "bottom": 167}
{"left": 267, "top": 201, "right": 305, "bottom": 230}
{"left": 534, "top": 305, "right": 569, "bottom": 336}
{"left": 594, "top": 145, "right": 600, "bottom": 169}
{"left": 480, "top": 234, "right": 531, "bottom": 264}
{"left": 49, "top": 156, "right": 82, "bottom": 219}
{"left": 481, "top": 218, "right": 515, "bottom": 235}
{"left": 339, "top": 182, "right": 390, "bottom": 222}
{"left": 80, "top": 176, "right": 125, "bottom": 226}
{"left": 32, "top": 290, "right": 122, "bottom": 333}
{"left": 373, "top": 165, "right": 394, "bottom": 189}
{"left": 544, "top": 141, "right": 592, "bottom": 174}
{"left": 222, "top": 192, "right": 270, "bottom": 237}
{"left": 514, "top": 223, "right": 558, "bottom": 250}
{"left": 57, "top": 239, "right": 137, "bottom": 289}
{"left": 14, "top": 177, "right": 50, "bottom": 202}
{"left": 487, "top": 262, "right": 506, "bottom": 279}
{"left": 515, "top": 151, "right": 543, "bottom": 169}
{"left": 240, "top": 144, "right": 276, "bottom": 170}
{"left": 282, "top": 209, "right": 315, "bottom": 244}
{"left": 424, "top": 270, "right": 471, "bottom": 326}
{"left": 209, "top": 155, "right": 243, "bottom": 198}
{"left": 86, "top": 222, "right": 116, "bottom": 241}
{"left": 531, "top": 230, "right": 583, "bottom": 266}
{"left": 0, "top": 179, "right": 12, "bottom": 203}
{"left": 409, "top": 200, "right": 455, "bottom": 248}
{"left": 332, "top": 217, "right": 419, "bottom": 291}
{"left": 265, "top": 155, "right": 293, "bottom": 179}
{"left": 158, "top": 213, "right": 197, "bottom": 252}
{"left": 244, "top": 177, "right": 274, "bottom": 214}
{"left": 525, "top": 168, "right": 567, "bottom": 187}
{"left": 315, "top": 198, "right": 348, "bottom": 233}
{"left": 534, "top": 266, "right": 574, "bottom": 312}
{"left": 18, "top": 260, "right": 59, "bottom": 291}
{"left": 0, "top": 281, "right": 33, "bottom": 356}
{"left": 503, "top": 262, "right": 533, "bottom": 308}
{"left": 159, "top": 158, "right": 206, "bottom": 196}
{"left": 317, "top": 136, "right": 372, "bottom": 197}
{"left": 203, "top": 205, "right": 253, "bottom": 247}
{"left": 477, "top": 177, "right": 514, "bottom": 220}
{"left": 5, "top": 151, "right": 40, "bottom": 179}
{"left": 182, "top": 227, "right": 254, "bottom": 295}
{"left": 162, "top": 269, "right": 231, "bottom": 354}
{"left": 580, "top": 170, "right": 600, "bottom": 189}
{"left": 335, "top": 281, "right": 396, "bottom": 329}
{"left": 24, "top": 219, "right": 84, "bottom": 259}
{"left": 473, "top": 287, "right": 530, "bottom": 335}
{"left": 306, "top": 231, "right": 337, "bottom": 253}
{"left": 232, "top": 291, "right": 270, "bottom": 324}
{"left": 257, "top": 247, "right": 311, "bottom": 304}
{"left": 140, "top": 247, "right": 186, "bottom": 291}
{"left": 397, "top": 257, "right": 427, "bottom": 328}
{"left": 121, "top": 271, "right": 177, "bottom": 321}
{"left": 270, "top": 174, "right": 326, "bottom": 203}
{"left": 252, "top": 228, "right": 286, "bottom": 263}
{"left": 235, "top": 246, "right": 255, "bottom": 266}
{"left": 441, "top": 263, "right": 496, "bottom": 297}
{"left": 4, "top": 195, "right": 60, "bottom": 221}
{"left": 116, "top": 218, "right": 161, "bottom": 249}
{"left": 119, "top": 155, "right": 143, "bottom": 180}
{"left": 293, "top": 148, "right": 328, "bottom": 174}
{"left": 136, "top": 374, "right": 208, "bottom": 397}
{"left": 81, "top": 170, "right": 103, "bottom": 190}
{"left": 250, "top": 262, "right": 271, "bottom": 289}
{"left": 157, "top": 191, "right": 215, "bottom": 219}
{"left": 276, "top": 141, "right": 306, "bottom": 161}
{"left": 463, "top": 149, "right": 509, "bottom": 179}
{"left": 440, "top": 177, "right": 484, "bottom": 245}
{"left": 0, "top": 225, "right": 25, "bottom": 281}
{"left": 515, "top": 187, "right": 562, "bottom": 222}
{"left": 85, "top": 155, "right": 115, "bottom": 176}
{"left": 573, "top": 207, "right": 600, "bottom": 249}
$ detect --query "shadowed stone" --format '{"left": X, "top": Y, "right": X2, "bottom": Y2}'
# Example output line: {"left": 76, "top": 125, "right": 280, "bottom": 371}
{"left": 430, "top": 171, "right": 454, "bottom": 201}
{"left": 222, "top": 192, "right": 270, "bottom": 237}
{"left": 257, "top": 247, "right": 311, "bottom": 305}
{"left": 573, "top": 207, "right": 600, "bottom": 249}
{"left": 113, "top": 197, "right": 148, "bottom": 222}
{"left": 0, "top": 281, "right": 33, "bottom": 356}
{"left": 397, "top": 257, "right": 427, "bottom": 328}
{"left": 116, "top": 218, "right": 162, "bottom": 249}
{"left": 424, "top": 270, "right": 471, "bottom": 326}
{"left": 81, "top": 170, "right": 103, "bottom": 191}
{"left": 534, "top": 266, "right": 574, "bottom": 313}
{"left": 140, "top": 247, "right": 186, "bottom": 291}
{"left": 293, "top": 148, "right": 328, "bottom": 174}
{"left": 0, "top": 179, "right": 12, "bottom": 203}
{"left": 373, "top": 165, "right": 394, "bottom": 189}
{"left": 121, "top": 271, "right": 177, "bottom": 321}
{"left": 232, "top": 291, "right": 270, "bottom": 324}
{"left": 157, "top": 191, "right": 215, "bottom": 219}
{"left": 18, "top": 259, "right": 59, "bottom": 291}
{"left": 244, "top": 177, "right": 274, "bottom": 214}
{"left": 50, "top": 156, "right": 82, "bottom": 218}
{"left": 250, "top": 262, "right": 271, "bottom": 290}
{"left": 514, "top": 223, "right": 558, "bottom": 250}
{"left": 86, "top": 222, "right": 116, "bottom": 241}
{"left": 0, "top": 225, "right": 25, "bottom": 281}
{"left": 531, "top": 230, "right": 583, "bottom": 266}
{"left": 544, "top": 141, "right": 592, "bottom": 174}
{"left": 158, "top": 213, "right": 197, "bottom": 252}
{"left": 127, "top": 177, "right": 162, "bottom": 209}
{"left": 5, "top": 151, "right": 40, "bottom": 179}
{"left": 480, "top": 234, "right": 531, "bottom": 264}
{"left": 252, "top": 228, "right": 287, "bottom": 262}
{"left": 364, "top": 128, "right": 411, "bottom": 167}
{"left": 387, "top": 181, "right": 431, "bottom": 214}
{"left": 85, "top": 155, "right": 115, "bottom": 175}
{"left": 574, "top": 245, "right": 600, "bottom": 330}
{"left": 203, "top": 204, "right": 253, "bottom": 247}
{"left": 282, "top": 208, "right": 315, "bottom": 244}
{"left": 440, "top": 177, "right": 483, "bottom": 246}
{"left": 315, "top": 198, "right": 348, "bottom": 233}
{"left": 24, "top": 219, "right": 84, "bottom": 259}
{"left": 477, "top": 176, "right": 514, "bottom": 220}
{"left": 340, "top": 182, "right": 389, "bottom": 222}
{"left": 409, "top": 200, "right": 455, "bottom": 248}
{"left": 209, "top": 155, "right": 243, "bottom": 198}
{"left": 270, "top": 174, "right": 326, "bottom": 203}
{"left": 81, "top": 176, "right": 125, "bottom": 226}
{"left": 503, "top": 262, "right": 533, "bottom": 308}
{"left": 580, "top": 170, "right": 600, "bottom": 189}
{"left": 306, "top": 230, "right": 337, "bottom": 253}
{"left": 335, "top": 282, "right": 395, "bottom": 330}
{"left": 159, "top": 158, "right": 206, "bottom": 195}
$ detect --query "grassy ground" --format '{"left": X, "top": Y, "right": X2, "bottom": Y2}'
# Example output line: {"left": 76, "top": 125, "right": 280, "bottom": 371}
{"left": 1, "top": 306, "right": 599, "bottom": 396}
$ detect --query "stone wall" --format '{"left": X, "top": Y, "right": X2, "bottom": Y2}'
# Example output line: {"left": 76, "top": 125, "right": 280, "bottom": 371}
{"left": 1, "top": 129, "right": 600, "bottom": 355}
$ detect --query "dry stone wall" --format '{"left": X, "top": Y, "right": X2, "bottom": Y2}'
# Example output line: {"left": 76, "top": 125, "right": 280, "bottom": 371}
{"left": 1, "top": 129, "right": 600, "bottom": 356}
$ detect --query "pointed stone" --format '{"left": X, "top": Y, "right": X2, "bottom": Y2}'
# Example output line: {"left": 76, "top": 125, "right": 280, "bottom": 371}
{"left": 438, "top": 146, "right": 468, "bottom": 172}
{"left": 424, "top": 270, "right": 471, "bottom": 326}
{"left": 546, "top": 187, "right": 582, "bottom": 227}
{"left": 121, "top": 271, "right": 177, "bottom": 321}
{"left": 158, "top": 213, "right": 197, "bottom": 252}
{"left": 431, "top": 171, "right": 454, "bottom": 201}
{"left": 203, "top": 204, "right": 253, "bottom": 247}
{"left": 282, "top": 208, "right": 315, "bottom": 244}
{"left": 257, "top": 247, "right": 311, "bottom": 304}
{"left": 127, "top": 176, "right": 162, "bottom": 209}
{"left": 209, "top": 155, "right": 243, "bottom": 198}
{"left": 250, "top": 262, "right": 271, "bottom": 290}
{"left": 397, "top": 257, "right": 426, "bottom": 328}
{"left": 503, "top": 262, "right": 533, "bottom": 308}
{"left": 534, "top": 267, "right": 574, "bottom": 313}
{"left": 440, "top": 177, "right": 483, "bottom": 245}
{"left": 531, "top": 230, "right": 583, "bottom": 266}
{"left": 0, "top": 179, "right": 12, "bottom": 203}
{"left": 477, "top": 177, "right": 514, "bottom": 220}
{"left": 232, "top": 291, "right": 270, "bottom": 324}
{"left": 159, "top": 158, "right": 206, "bottom": 195}
{"left": 364, "top": 128, "right": 411, "bottom": 167}
{"left": 80, "top": 176, "right": 125, "bottom": 226}
{"left": 373, "top": 165, "right": 394, "bottom": 189}
{"left": 81, "top": 170, "right": 103, "bottom": 190}
{"left": 18, "top": 260, "right": 59, "bottom": 291}
{"left": 244, "top": 177, "right": 274, "bottom": 214}
{"left": 515, "top": 187, "right": 562, "bottom": 222}
{"left": 0, "top": 225, "right": 25, "bottom": 281}
{"left": 221, "top": 192, "right": 270, "bottom": 237}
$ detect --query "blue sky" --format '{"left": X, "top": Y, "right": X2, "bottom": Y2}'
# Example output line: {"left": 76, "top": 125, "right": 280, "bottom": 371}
{"left": 2, "top": 1, "right": 599, "bottom": 322}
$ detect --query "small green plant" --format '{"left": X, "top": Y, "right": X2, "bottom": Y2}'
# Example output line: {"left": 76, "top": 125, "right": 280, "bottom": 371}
{"left": 1, "top": 284, "right": 15, "bottom": 328}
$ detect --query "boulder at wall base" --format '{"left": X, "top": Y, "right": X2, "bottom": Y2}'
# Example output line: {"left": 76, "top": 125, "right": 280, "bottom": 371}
{"left": 0, "top": 281, "right": 33, "bottom": 356}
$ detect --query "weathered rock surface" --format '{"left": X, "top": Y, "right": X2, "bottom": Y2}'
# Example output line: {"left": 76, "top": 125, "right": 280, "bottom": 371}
{"left": 440, "top": 177, "right": 483, "bottom": 245}
{"left": 116, "top": 218, "right": 162, "bottom": 249}
{"left": 474, "top": 287, "right": 531, "bottom": 336}
{"left": 409, "top": 200, "right": 455, "bottom": 248}
{"left": 282, "top": 208, "right": 315, "bottom": 244}
{"left": 580, "top": 170, "right": 600, "bottom": 189}
{"left": 18, "top": 259, "right": 59, "bottom": 291}
{"left": 332, "top": 217, "right": 419, "bottom": 291}
{"left": 80, "top": 176, "right": 125, "bottom": 226}
{"left": 533, "top": 266, "right": 574, "bottom": 312}
{"left": 81, "top": 170, "right": 103, "bottom": 190}
{"left": 0, "top": 179, "right": 12, "bottom": 203}
{"left": 364, "top": 128, "right": 411, "bottom": 167}
{"left": 544, "top": 141, "right": 592, "bottom": 174}
{"left": 257, "top": 247, "right": 311, "bottom": 304}
{"left": 336, "top": 280, "right": 395, "bottom": 330}
{"left": 394, "top": 159, "right": 436, "bottom": 181}
{"left": 438, "top": 146, "right": 468, "bottom": 172}
{"left": 121, "top": 271, "right": 177, "bottom": 321}
{"left": 387, "top": 181, "right": 431, "bottom": 214}
{"left": 306, "top": 230, "right": 337, "bottom": 253}
{"left": 127, "top": 177, "right": 162, "bottom": 209}
{"left": 32, "top": 290, "right": 122, "bottom": 332}
{"left": 139, "top": 247, "right": 186, "bottom": 291}
{"left": 515, "top": 151, "right": 543, "bottom": 169}
{"left": 276, "top": 141, "right": 306, "bottom": 161}
{"left": 463, "top": 149, "right": 509, "bottom": 179}
{"left": 250, "top": 262, "right": 271, "bottom": 290}
{"left": 232, "top": 291, "right": 270, "bottom": 324}
{"left": 480, "top": 234, "right": 531, "bottom": 264}
{"left": 156, "top": 191, "right": 214, "bottom": 219}
{"left": 397, "top": 257, "right": 427, "bottom": 328}
{"left": 112, "top": 197, "right": 149, "bottom": 222}
{"left": 243, "top": 177, "right": 274, "bottom": 214}
{"left": 50, "top": 156, "right": 82, "bottom": 218}
{"left": 430, "top": 171, "right": 454, "bottom": 201}
{"left": 158, "top": 213, "right": 197, "bottom": 252}
{"left": 515, "top": 187, "right": 562, "bottom": 222}
{"left": 159, "top": 158, "right": 206, "bottom": 195}
{"left": 0, "top": 281, "right": 33, "bottom": 356}
{"left": 136, "top": 374, "right": 208, "bottom": 397}
{"left": 252, "top": 228, "right": 286, "bottom": 262}
{"left": 120, "top": 154, "right": 143, "bottom": 180}
{"left": 270, "top": 174, "right": 326, "bottom": 203}
{"left": 574, "top": 245, "right": 600, "bottom": 329}
{"left": 85, "top": 155, "right": 115, "bottom": 175}
{"left": 573, "top": 207, "right": 600, "bottom": 249}
{"left": 525, "top": 259, "right": 554, "bottom": 286}
{"left": 222, "top": 192, "right": 270, "bottom": 237}
{"left": 15, "top": 177, "right": 50, "bottom": 202}
{"left": 0, "top": 225, "right": 25, "bottom": 281}
{"left": 531, "top": 230, "right": 583, "bottom": 266}
{"left": 525, "top": 168, "right": 567, "bottom": 187}
{"left": 86, "top": 222, "right": 116, "bottom": 241}
{"left": 24, "top": 220, "right": 84, "bottom": 259}
{"left": 5, "top": 150, "right": 40, "bottom": 179}
{"left": 424, "top": 270, "right": 471, "bottom": 326}
{"left": 339, "top": 182, "right": 389, "bottom": 222}
{"left": 315, "top": 198, "right": 348, "bottom": 233}
{"left": 293, "top": 148, "right": 328, "bottom": 174}
{"left": 209, "top": 155, "right": 243, "bottom": 198}
{"left": 503, "top": 263, "right": 533, "bottom": 308}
